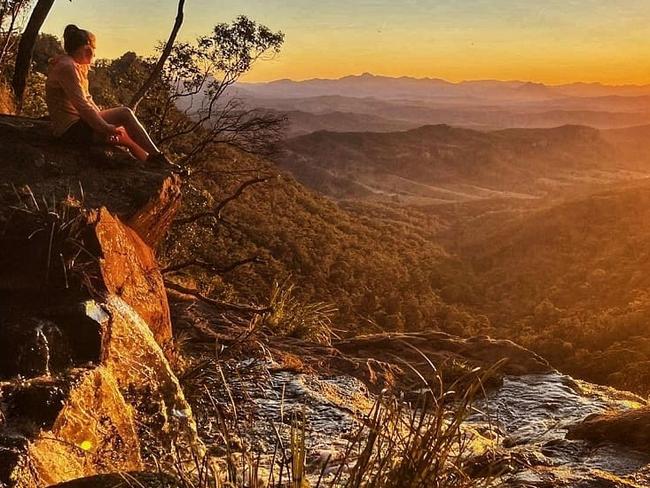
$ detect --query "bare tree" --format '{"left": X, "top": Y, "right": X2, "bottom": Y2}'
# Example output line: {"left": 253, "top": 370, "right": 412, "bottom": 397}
{"left": 0, "top": 0, "right": 31, "bottom": 69}
{"left": 11, "top": 0, "right": 55, "bottom": 111}
{"left": 162, "top": 255, "right": 265, "bottom": 275}
{"left": 149, "top": 16, "right": 286, "bottom": 165}
{"left": 129, "top": 0, "right": 185, "bottom": 111}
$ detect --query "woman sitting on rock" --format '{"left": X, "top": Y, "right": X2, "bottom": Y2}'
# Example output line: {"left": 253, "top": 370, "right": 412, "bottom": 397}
{"left": 46, "top": 24, "right": 178, "bottom": 170}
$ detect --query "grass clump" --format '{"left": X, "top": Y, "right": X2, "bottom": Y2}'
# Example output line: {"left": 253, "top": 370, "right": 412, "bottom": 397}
{"left": 264, "top": 279, "right": 337, "bottom": 345}
{"left": 169, "top": 358, "right": 498, "bottom": 488}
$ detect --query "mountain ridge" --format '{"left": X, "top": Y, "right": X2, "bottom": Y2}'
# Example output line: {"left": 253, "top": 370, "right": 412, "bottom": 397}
{"left": 277, "top": 123, "right": 650, "bottom": 203}
{"left": 240, "top": 73, "right": 650, "bottom": 100}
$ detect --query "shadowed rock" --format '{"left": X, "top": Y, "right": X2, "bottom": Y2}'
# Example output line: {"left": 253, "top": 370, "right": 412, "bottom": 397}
{"left": 0, "top": 115, "right": 195, "bottom": 486}
{"left": 49, "top": 472, "right": 181, "bottom": 487}
{"left": 0, "top": 114, "right": 180, "bottom": 226}
{"left": 567, "top": 406, "right": 650, "bottom": 453}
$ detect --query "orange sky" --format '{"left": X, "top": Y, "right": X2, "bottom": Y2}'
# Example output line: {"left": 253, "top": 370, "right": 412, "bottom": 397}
{"left": 42, "top": 0, "right": 650, "bottom": 85}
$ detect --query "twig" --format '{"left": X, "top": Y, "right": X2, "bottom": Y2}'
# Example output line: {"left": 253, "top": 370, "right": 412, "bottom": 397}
{"left": 164, "top": 280, "right": 271, "bottom": 314}
{"left": 174, "top": 176, "right": 272, "bottom": 225}
{"left": 162, "top": 256, "right": 265, "bottom": 275}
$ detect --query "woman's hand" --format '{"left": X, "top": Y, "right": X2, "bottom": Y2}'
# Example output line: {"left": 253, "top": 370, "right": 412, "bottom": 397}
{"left": 107, "top": 124, "right": 127, "bottom": 144}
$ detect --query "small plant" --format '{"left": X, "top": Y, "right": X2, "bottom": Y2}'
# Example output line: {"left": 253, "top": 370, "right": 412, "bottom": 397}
{"left": 169, "top": 355, "right": 499, "bottom": 488}
{"left": 8, "top": 185, "right": 96, "bottom": 290}
{"left": 264, "top": 279, "right": 337, "bottom": 345}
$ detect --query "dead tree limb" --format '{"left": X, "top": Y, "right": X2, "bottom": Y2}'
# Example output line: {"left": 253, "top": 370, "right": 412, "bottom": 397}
{"left": 0, "top": 0, "right": 29, "bottom": 67}
{"left": 129, "top": 0, "right": 185, "bottom": 111}
{"left": 165, "top": 280, "right": 271, "bottom": 314}
{"left": 162, "top": 256, "right": 265, "bottom": 275}
{"left": 174, "top": 176, "right": 272, "bottom": 226}
{"left": 11, "top": 0, "right": 55, "bottom": 111}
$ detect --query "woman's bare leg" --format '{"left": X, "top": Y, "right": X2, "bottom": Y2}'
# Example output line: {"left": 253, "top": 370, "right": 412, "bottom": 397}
{"left": 116, "top": 131, "right": 148, "bottom": 161}
{"left": 98, "top": 106, "right": 161, "bottom": 157}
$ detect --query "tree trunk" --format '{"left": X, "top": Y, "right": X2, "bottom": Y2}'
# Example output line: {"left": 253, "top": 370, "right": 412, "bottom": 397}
{"left": 11, "top": 0, "right": 55, "bottom": 112}
{"left": 129, "top": 0, "right": 185, "bottom": 112}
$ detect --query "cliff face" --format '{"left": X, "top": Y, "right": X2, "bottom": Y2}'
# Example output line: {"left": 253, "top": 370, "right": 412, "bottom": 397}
{"left": 0, "top": 115, "right": 194, "bottom": 486}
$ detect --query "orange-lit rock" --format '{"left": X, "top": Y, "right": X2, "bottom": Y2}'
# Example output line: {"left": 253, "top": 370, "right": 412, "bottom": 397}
{"left": 0, "top": 115, "right": 195, "bottom": 486}
{"left": 90, "top": 208, "right": 173, "bottom": 348}
{"left": 128, "top": 174, "right": 182, "bottom": 249}
{"left": 0, "top": 367, "right": 141, "bottom": 487}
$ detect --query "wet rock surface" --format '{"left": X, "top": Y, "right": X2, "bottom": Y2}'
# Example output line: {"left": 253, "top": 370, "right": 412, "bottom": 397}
{"left": 173, "top": 300, "right": 650, "bottom": 488}
{"left": 468, "top": 374, "right": 650, "bottom": 487}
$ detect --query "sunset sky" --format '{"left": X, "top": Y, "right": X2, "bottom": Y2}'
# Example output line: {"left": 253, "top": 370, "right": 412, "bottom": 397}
{"left": 42, "top": 0, "right": 650, "bottom": 85}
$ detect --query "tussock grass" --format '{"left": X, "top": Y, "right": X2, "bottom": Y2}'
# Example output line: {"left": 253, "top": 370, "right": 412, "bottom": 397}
{"left": 169, "top": 353, "right": 499, "bottom": 487}
{"left": 264, "top": 279, "right": 337, "bottom": 345}
{"left": 7, "top": 187, "right": 94, "bottom": 289}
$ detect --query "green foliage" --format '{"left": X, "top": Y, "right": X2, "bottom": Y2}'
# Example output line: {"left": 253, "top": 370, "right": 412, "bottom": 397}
{"left": 153, "top": 16, "right": 285, "bottom": 161}
{"left": 31, "top": 32, "right": 62, "bottom": 74}
{"left": 21, "top": 69, "right": 45, "bottom": 116}
{"left": 163, "top": 148, "right": 484, "bottom": 342}
{"left": 200, "top": 16, "right": 284, "bottom": 75}
{"left": 432, "top": 184, "right": 650, "bottom": 395}
{"left": 0, "top": 0, "right": 34, "bottom": 71}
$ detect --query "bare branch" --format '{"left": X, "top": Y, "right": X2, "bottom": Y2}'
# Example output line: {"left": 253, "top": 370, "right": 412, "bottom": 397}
{"left": 165, "top": 280, "right": 271, "bottom": 314}
{"left": 129, "top": 0, "right": 185, "bottom": 111}
{"left": 162, "top": 255, "right": 265, "bottom": 275}
{"left": 174, "top": 176, "right": 272, "bottom": 226}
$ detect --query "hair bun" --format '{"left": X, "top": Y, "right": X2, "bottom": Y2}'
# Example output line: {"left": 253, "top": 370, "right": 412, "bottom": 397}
{"left": 63, "top": 24, "right": 93, "bottom": 55}
{"left": 64, "top": 24, "right": 79, "bottom": 35}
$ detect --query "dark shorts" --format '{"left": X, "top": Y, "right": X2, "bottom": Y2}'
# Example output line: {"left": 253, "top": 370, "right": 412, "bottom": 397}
{"left": 60, "top": 119, "right": 95, "bottom": 145}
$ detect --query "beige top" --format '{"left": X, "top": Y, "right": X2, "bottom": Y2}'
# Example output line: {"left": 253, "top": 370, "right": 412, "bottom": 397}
{"left": 45, "top": 55, "right": 112, "bottom": 137}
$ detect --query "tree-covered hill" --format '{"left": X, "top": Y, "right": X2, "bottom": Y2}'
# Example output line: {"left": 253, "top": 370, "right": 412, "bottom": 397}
{"left": 162, "top": 146, "right": 487, "bottom": 336}
{"left": 433, "top": 178, "right": 650, "bottom": 394}
{"left": 278, "top": 124, "right": 649, "bottom": 203}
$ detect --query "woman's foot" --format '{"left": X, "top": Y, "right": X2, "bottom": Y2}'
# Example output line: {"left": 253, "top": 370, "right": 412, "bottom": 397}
{"left": 146, "top": 152, "right": 189, "bottom": 176}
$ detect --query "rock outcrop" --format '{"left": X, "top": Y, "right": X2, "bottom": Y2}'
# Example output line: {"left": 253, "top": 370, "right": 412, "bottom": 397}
{"left": 567, "top": 406, "right": 650, "bottom": 453}
{"left": 264, "top": 329, "right": 553, "bottom": 395}
{"left": 0, "top": 115, "right": 196, "bottom": 486}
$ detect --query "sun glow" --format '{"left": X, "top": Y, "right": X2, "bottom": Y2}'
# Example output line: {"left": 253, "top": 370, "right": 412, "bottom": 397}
{"left": 41, "top": 0, "right": 650, "bottom": 85}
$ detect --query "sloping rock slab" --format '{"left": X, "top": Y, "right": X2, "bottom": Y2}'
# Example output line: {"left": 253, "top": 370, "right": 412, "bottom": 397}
{"left": 0, "top": 114, "right": 178, "bottom": 226}
{"left": 0, "top": 367, "right": 141, "bottom": 487}
{"left": 91, "top": 208, "right": 173, "bottom": 347}
{"left": 89, "top": 297, "right": 201, "bottom": 457}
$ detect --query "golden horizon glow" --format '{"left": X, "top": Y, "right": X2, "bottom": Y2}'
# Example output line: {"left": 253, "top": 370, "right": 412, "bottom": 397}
{"left": 41, "top": 0, "right": 650, "bottom": 86}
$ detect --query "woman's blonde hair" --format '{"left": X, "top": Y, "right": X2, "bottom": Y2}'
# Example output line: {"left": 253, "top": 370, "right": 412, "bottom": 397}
{"left": 63, "top": 24, "right": 95, "bottom": 55}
